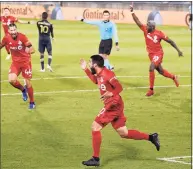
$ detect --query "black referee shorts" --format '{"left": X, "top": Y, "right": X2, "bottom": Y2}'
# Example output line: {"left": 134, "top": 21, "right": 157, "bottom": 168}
{"left": 99, "top": 39, "right": 112, "bottom": 55}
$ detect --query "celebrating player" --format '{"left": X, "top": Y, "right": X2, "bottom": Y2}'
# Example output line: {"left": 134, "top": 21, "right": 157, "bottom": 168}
{"left": 80, "top": 55, "right": 160, "bottom": 167}
{"left": 0, "top": 24, "right": 36, "bottom": 109}
{"left": 79, "top": 10, "right": 119, "bottom": 70}
{"left": 37, "top": 12, "right": 54, "bottom": 72}
{"left": 130, "top": 5, "right": 183, "bottom": 96}
{"left": 0, "top": 7, "right": 34, "bottom": 60}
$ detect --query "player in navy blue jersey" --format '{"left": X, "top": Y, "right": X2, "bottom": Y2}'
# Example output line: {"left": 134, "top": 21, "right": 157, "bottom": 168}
{"left": 37, "top": 12, "right": 54, "bottom": 72}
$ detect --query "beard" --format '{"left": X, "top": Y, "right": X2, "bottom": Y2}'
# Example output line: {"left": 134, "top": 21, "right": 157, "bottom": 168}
{"left": 90, "top": 67, "right": 96, "bottom": 75}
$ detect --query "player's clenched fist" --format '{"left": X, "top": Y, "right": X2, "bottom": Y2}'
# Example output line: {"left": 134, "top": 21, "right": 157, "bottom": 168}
{"left": 80, "top": 59, "right": 87, "bottom": 70}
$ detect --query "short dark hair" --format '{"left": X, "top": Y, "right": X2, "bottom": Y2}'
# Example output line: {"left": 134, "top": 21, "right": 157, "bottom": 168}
{"left": 8, "top": 23, "right": 17, "bottom": 28}
{"left": 4, "top": 7, "right": 10, "bottom": 11}
{"left": 90, "top": 55, "right": 104, "bottom": 68}
{"left": 103, "top": 10, "right": 110, "bottom": 14}
{"left": 42, "top": 12, "right": 48, "bottom": 19}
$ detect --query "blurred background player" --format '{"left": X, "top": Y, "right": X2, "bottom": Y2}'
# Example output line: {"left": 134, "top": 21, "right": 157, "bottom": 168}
{"left": 0, "top": 7, "right": 34, "bottom": 60}
{"left": 130, "top": 5, "right": 183, "bottom": 97}
{"left": 79, "top": 10, "right": 119, "bottom": 70}
{"left": 37, "top": 12, "right": 54, "bottom": 72}
{"left": 80, "top": 55, "right": 160, "bottom": 167}
{"left": 0, "top": 24, "right": 36, "bottom": 109}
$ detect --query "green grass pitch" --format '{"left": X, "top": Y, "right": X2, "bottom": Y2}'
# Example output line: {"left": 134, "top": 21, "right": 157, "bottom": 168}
{"left": 1, "top": 19, "right": 191, "bottom": 169}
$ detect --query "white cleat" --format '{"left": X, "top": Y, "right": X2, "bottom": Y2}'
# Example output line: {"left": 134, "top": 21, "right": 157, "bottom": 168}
{"left": 5, "top": 54, "right": 11, "bottom": 60}
{"left": 47, "top": 65, "right": 53, "bottom": 72}
{"left": 40, "top": 69, "right": 45, "bottom": 72}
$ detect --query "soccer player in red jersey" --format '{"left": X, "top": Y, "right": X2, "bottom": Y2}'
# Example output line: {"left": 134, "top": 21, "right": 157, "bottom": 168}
{"left": 130, "top": 5, "right": 183, "bottom": 97}
{"left": 80, "top": 55, "right": 160, "bottom": 166}
{"left": 0, "top": 23, "right": 36, "bottom": 109}
{"left": 0, "top": 7, "right": 34, "bottom": 60}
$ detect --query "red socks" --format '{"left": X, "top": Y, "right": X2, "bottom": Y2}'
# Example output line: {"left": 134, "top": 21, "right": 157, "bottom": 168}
{"left": 10, "top": 80, "right": 24, "bottom": 91}
{"left": 27, "top": 86, "right": 34, "bottom": 103}
{"left": 92, "top": 131, "right": 102, "bottom": 158}
{"left": 163, "top": 69, "right": 174, "bottom": 79}
{"left": 128, "top": 130, "right": 149, "bottom": 140}
{"left": 149, "top": 71, "right": 155, "bottom": 89}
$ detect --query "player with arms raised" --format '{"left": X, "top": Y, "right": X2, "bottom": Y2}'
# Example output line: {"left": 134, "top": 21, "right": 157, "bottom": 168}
{"left": 80, "top": 55, "right": 160, "bottom": 166}
{"left": 130, "top": 5, "right": 183, "bottom": 96}
{"left": 0, "top": 7, "right": 34, "bottom": 60}
{"left": 37, "top": 12, "right": 54, "bottom": 72}
{"left": 0, "top": 24, "right": 36, "bottom": 109}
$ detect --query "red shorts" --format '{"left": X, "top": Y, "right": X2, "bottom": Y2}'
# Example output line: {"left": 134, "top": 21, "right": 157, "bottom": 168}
{"left": 95, "top": 99, "right": 127, "bottom": 129}
{"left": 9, "top": 61, "right": 32, "bottom": 79}
{"left": 149, "top": 54, "right": 163, "bottom": 67}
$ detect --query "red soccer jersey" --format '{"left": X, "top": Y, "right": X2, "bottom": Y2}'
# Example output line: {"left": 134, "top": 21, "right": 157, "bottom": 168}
{"left": 1, "top": 33, "right": 31, "bottom": 63}
{"left": 85, "top": 67, "right": 123, "bottom": 105}
{"left": 140, "top": 24, "right": 168, "bottom": 56}
{"left": 0, "top": 16, "right": 18, "bottom": 34}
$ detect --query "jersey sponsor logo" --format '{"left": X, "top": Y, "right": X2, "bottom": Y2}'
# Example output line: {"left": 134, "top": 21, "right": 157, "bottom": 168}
{"left": 147, "top": 34, "right": 158, "bottom": 43}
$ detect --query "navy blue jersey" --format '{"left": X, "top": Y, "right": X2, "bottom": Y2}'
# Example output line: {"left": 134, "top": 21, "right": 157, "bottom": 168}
{"left": 37, "top": 20, "right": 54, "bottom": 38}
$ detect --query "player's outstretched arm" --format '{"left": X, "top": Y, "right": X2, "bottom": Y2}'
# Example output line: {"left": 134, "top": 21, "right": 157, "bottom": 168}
{"left": 112, "top": 23, "right": 120, "bottom": 51}
{"left": 80, "top": 59, "right": 97, "bottom": 84}
{"left": 164, "top": 38, "right": 183, "bottom": 57}
{"left": 18, "top": 19, "right": 35, "bottom": 24}
{"left": 77, "top": 16, "right": 101, "bottom": 26}
{"left": 129, "top": 5, "right": 143, "bottom": 28}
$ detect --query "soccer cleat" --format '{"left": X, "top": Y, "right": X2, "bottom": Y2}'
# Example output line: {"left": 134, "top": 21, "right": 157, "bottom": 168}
{"left": 22, "top": 87, "right": 28, "bottom": 101}
{"left": 82, "top": 157, "right": 100, "bottom": 166}
{"left": 29, "top": 102, "right": 36, "bottom": 109}
{"left": 146, "top": 89, "right": 154, "bottom": 97}
{"left": 47, "top": 65, "right": 53, "bottom": 72}
{"left": 5, "top": 54, "right": 11, "bottom": 60}
{"left": 40, "top": 69, "right": 45, "bottom": 72}
{"left": 173, "top": 75, "right": 179, "bottom": 87}
{"left": 149, "top": 133, "right": 160, "bottom": 151}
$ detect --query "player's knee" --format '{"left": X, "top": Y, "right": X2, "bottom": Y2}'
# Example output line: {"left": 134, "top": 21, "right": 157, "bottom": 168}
{"left": 91, "top": 121, "right": 102, "bottom": 131}
{"left": 25, "top": 79, "right": 32, "bottom": 88}
{"left": 149, "top": 64, "right": 155, "bottom": 72}
{"left": 9, "top": 79, "right": 16, "bottom": 84}
{"left": 118, "top": 131, "right": 128, "bottom": 138}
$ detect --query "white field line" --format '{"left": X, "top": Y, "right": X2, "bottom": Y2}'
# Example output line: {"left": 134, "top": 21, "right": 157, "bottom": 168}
{"left": 1, "top": 84, "right": 191, "bottom": 96}
{"left": 0, "top": 75, "right": 191, "bottom": 83}
{"left": 157, "top": 156, "right": 192, "bottom": 165}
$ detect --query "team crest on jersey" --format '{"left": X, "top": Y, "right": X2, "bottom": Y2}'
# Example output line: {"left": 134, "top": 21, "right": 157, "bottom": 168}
{"left": 18, "top": 41, "right": 23, "bottom": 50}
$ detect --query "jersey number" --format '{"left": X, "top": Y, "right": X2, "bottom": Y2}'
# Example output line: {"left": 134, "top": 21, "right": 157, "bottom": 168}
{"left": 153, "top": 56, "right": 159, "bottom": 62}
{"left": 40, "top": 25, "right": 49, "bottom": 33}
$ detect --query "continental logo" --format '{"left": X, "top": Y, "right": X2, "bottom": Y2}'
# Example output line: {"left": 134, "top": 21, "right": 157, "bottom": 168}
{"left": 83, "top": 9, "right": 125, "bottom": 20}
{"left": 0, "top": 6, "right": 33, "bottom": 15}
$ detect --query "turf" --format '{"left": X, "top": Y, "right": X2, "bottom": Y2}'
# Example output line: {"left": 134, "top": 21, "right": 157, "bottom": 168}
{"left": 1, "top": 19, "right": 191, "bottom": 169}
